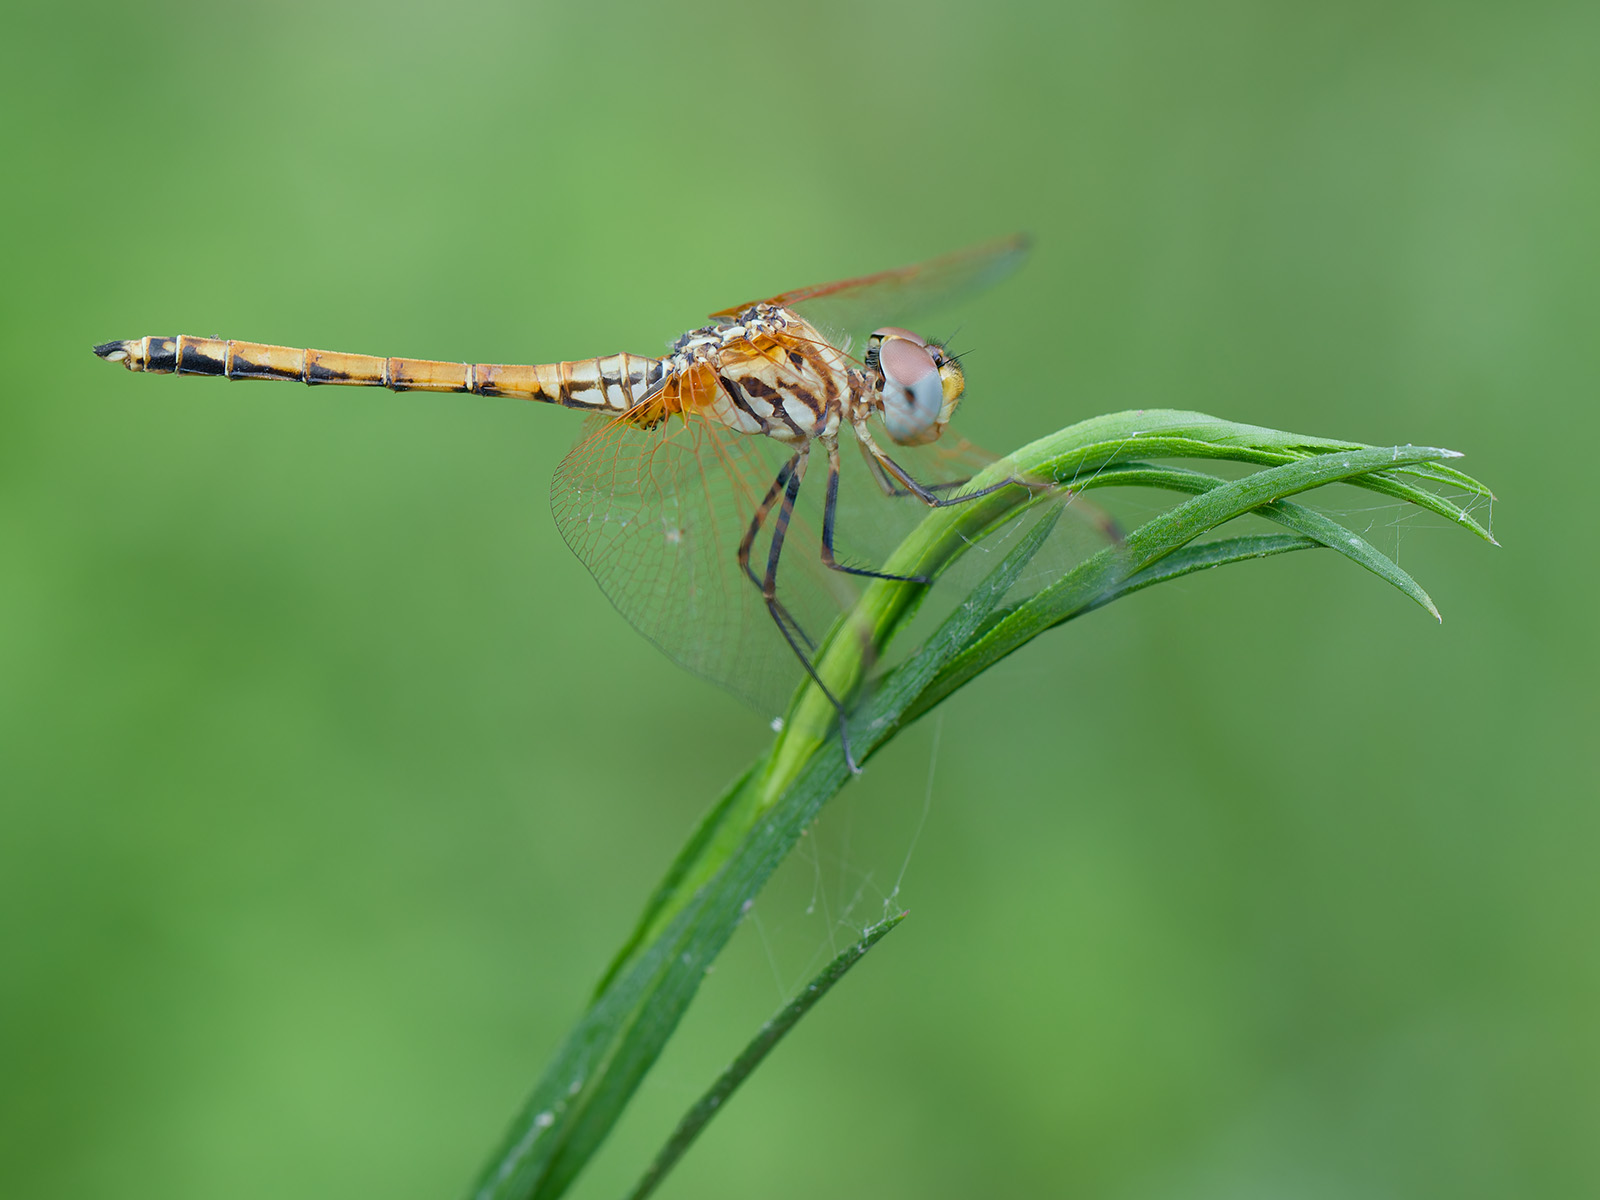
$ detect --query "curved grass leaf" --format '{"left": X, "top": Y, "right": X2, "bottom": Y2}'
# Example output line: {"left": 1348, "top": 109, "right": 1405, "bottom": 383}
{"left": 1098, "top": 532, "right": 1323, "bottom": 600}
{"left": 912, "top": 443, "right": 1458, "bottom": 718}
{"left": 466, "top": 411, "right": 1494, "bottom": 1200}
{"left": 1068, "top": 462, "right": 1442, "bottom": 618}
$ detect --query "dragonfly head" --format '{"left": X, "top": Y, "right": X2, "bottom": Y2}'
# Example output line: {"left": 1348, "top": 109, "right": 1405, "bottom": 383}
{"left": 868, "top": 327, "right": 964, "bottom": 446}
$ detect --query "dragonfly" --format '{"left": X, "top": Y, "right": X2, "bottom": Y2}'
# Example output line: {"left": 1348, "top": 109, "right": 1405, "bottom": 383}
{"left": 94, "top": 235, "right": 1111, "bottom": 771}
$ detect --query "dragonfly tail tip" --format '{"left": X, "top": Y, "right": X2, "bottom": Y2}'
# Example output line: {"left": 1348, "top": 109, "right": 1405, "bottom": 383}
{"left": 93, "top": 340, "right": 130, "bottom": 363}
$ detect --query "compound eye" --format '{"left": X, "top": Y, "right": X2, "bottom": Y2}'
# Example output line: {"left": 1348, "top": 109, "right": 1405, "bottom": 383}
{"left": 870, "top": 325, "right": 928, "bottom": 347}
{"left": 878, "top": 335, "right": 945, "bottom": 445}
{"left": 879, "top": 335, "right": 938, "bottom": 390}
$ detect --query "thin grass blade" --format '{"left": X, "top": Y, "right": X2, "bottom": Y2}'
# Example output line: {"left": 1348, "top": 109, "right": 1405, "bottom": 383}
{"left": 1078, "top": 463, "right": 1442, "bottom": 618}
{"left": 624, "top": 913, "right": 907, "bottom": 1200}
{"left": 1095, "top": 533, "right": 1323, "bottom": 602}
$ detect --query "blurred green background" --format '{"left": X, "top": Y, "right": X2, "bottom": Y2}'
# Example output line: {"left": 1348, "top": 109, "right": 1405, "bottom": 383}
{"left": 3, "top": 0, "right": 1596, "bottom": 1196}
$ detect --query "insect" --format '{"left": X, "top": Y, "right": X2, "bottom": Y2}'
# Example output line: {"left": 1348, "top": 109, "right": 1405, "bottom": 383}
{"left": 94, "top": 235, "right": 1107, "bottom": 770}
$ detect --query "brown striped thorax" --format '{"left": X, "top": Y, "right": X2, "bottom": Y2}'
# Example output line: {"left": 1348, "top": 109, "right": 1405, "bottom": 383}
{"left": 661, "top": 304, "right": 850, "bottom": 443}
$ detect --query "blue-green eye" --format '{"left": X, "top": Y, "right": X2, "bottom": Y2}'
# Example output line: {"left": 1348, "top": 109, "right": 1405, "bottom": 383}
{"left": 877, "top": 335, "right": 943, "bottom": 445}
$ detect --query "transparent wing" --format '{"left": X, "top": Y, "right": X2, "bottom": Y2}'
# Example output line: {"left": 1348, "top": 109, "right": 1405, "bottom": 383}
{"left": 710, "top": 234, "right": 1032, "bottom": 353}
{"left": 826, "top": 423, "right": 1124, "bottom": 621}
{"left": 551, "top": 342, "right": 1123, "bottom": 722}
{"left": 550, "top": 363, "right": 858, "bottom": 718}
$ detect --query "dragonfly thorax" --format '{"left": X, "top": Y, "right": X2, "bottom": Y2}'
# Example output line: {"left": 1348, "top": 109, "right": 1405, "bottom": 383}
{"left": 664, "top": 304, "right": 857, "bottom": 445}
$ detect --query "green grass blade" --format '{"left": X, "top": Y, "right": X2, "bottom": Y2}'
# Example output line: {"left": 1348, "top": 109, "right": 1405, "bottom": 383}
{"left": 1078, "top": 463, "right": 1442, "bottom": 618}
{"left": 1021, "top": 410, "right": 1495, "bottom": 544}
{"left": 467, "top": 506, "right": 1064, "bottom": 1200}
{"left": 912, "top": 444, "right": 1457, "bottom": 719}
{"left": 1095, "top": 533, "right": 1324, "bottom": 602}
{"left": 624, "top": 913, "right": 907, "bottom": 1200}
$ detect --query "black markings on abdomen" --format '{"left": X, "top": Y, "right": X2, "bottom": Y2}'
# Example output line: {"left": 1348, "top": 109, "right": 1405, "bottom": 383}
{"left": 175, "top": 341, "right": 227, "bottom": 376}
{"left": 146, "top": 338, "right": 178, "bottom": 372}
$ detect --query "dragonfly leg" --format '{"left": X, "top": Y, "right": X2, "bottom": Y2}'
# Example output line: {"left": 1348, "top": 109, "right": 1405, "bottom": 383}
{"left": 821, "top": 437, "right": 932, "bottom": 585}
{"left": 852, "top": 417, "right": 1023, "bottom": 509}
{"left": 876, "top": 449, "right": 1018, "bottom": 508}
{"left": 859, "top": 444, "right": 975, "bottom": 500}
{"left": 747, "top": 446, "right": 864, "bottom": 775}
{"left": 738, "top": 451, "right": 816, "bottom": 653}
{"left": 882, "top": 449, "right": 1125, "bottom": 544}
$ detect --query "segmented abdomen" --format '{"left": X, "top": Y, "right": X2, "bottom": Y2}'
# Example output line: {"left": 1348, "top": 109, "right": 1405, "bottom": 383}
{"left": 95, "top": 335, "right": 666, "bottom": 414}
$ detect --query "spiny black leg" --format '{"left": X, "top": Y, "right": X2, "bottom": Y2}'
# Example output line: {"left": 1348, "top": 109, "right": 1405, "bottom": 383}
{"left": 820, "top": 438, "right": 930, "bottom": 585}
{"left": 867, "top": 460, "right": 976, "bottom": 500}
{"left": 870, "top": 448, "right": 1017, "bottom": 508}
{"left": 739, "top": 454, "right": 798, "bottom": 590}
{"left": 739, "top": 454, "right": 815, "bottom": 652}
{"left": 859, "top": 439, "right": 1024, "bottom": 509}
{"left": 878, "top": 449, "right": 1126, "bottom": 549}
{"left": 761, "top": 450, "right": 806, "bottom": 595}
{"left": 883, "top": 452, "right": 1127, "bottom": 554}
{"left": 859, "top": 442, "right": 983, "bottom": 500}
{"left": 874, "top": 474, "right": 973, "bottom": 499}
{"left": 759, "top": 447, "right": 862, "bottom": 774}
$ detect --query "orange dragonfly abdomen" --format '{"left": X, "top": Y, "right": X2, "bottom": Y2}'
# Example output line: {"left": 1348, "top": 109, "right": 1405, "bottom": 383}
{"left": 93, "top": 334, "right": 667, "bottom": 416}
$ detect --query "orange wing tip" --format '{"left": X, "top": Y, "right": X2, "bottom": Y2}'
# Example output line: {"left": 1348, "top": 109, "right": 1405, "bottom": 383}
{"left": 93, "top": 340, "right": 132, "bottom": 363}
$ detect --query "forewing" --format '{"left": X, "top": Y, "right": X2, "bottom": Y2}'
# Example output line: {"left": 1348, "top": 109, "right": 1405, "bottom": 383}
{"left": 550, "top": 366, "right": 857, "bottom": 718}
{"left": 710, "top": 234, "right": 1031, "bottom": 352}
